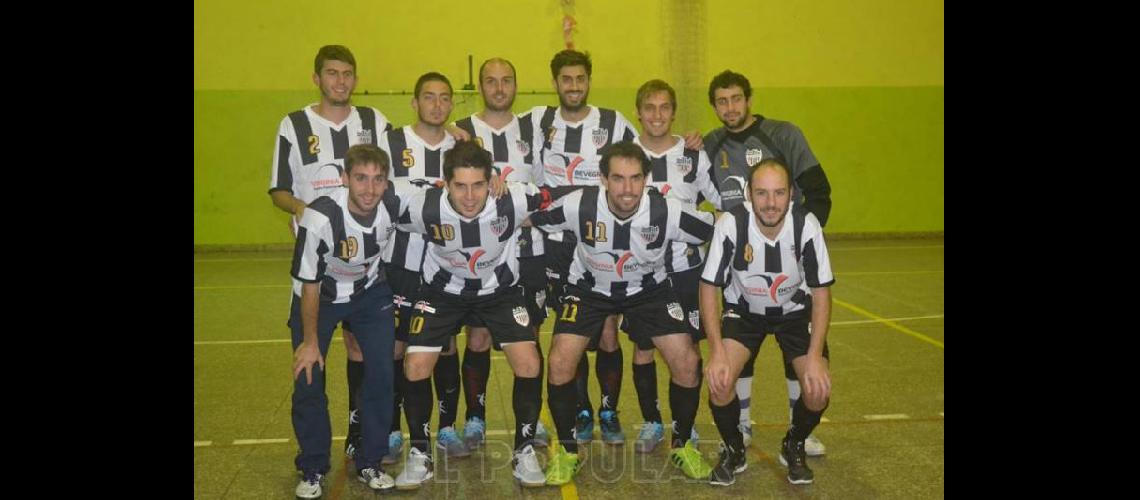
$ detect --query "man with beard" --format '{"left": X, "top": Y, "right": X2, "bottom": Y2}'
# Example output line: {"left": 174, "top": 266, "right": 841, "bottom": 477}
{"left": 452, "top": 57, "right": 551, "bottom": 451}
{"left": 289, "top": 144, "right": 400, "bottom": 497}
{"left": 268, "top": 45, "right": 393, "bottom": 463}
{"left": 700, "top": 158, "right": 835, "bottom": 486}
{"left": 530, "top": 142, "right": 716, "bottom": 484}
{"left": 525, "top": 49, "right": 639, "bottom": 446}
{"left": 703, "top": 70, "right": 832, "bottom": 456}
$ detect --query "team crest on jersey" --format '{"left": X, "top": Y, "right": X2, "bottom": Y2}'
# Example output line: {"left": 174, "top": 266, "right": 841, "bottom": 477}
{"left": 639, "top": 226, "right": 660, "bottom": 243}
{"left": 536, "top": 289, "right": 546, "bottom": 310}
{"left": 667, "top": 302, "right": 684, "bottom": 321}
{"left": 490, "top": 215, "right": 510, "bottom": 237}
{"left": 516, "top": 139, "right": 530, "bottom": 157}
{"left": 592, "top": 128, "right": 609, "bottom": 148}
{"left": 688, "top": 309, "right": 700, "bottom": 329}
{"left": 675, "top": 155, "right": 693, "bottom": 175}
{"left": 512, "top": 306, "right": 530, "bottom": 326}
{"left": 356, "top": 129, "right": 373, "bottom": 144}
{"left": 745, "top": 148, "right": 764, "bottom": 166}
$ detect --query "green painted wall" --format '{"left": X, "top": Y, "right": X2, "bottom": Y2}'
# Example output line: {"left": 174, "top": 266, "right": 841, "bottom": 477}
{"left": 195, "top": 0, "right": 943, "bottom": 246}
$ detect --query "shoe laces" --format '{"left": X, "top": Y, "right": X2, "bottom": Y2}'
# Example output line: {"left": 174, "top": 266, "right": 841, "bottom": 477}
{"left": 438, "top": 427, "right": 461, "bottom": 443}
{"left": 303, "top": 472, "right": 322, "bottom": 484}
{"left": 638, "top": 422, "right": 663, "bottom": 440}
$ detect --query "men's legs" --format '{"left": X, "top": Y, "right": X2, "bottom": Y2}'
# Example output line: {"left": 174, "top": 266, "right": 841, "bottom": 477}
{"left": 707, "top": 338, "right": 755, "bottom": 486}
{"left": 342, "top": 327, "right": 365, "bottom": 458}
{"left": 735, "top": 347, "right": 760, "bottom": 445}
{"left": 595, "top": 315, "right": 624, "bottom": 444}
{"left": 786, "top": 359, "right": 826, "bottom": 456}
{"left": 632, "top": 344, "right": 663, "bottom": 453}
{"left": 461, "top": 327, "right": 492, "bottom": 449}
{"left": 289, "top": 297, "right": 343, "bottom": 477}
{"left": 346, "top": 285, "right": 396, "bottom": 490}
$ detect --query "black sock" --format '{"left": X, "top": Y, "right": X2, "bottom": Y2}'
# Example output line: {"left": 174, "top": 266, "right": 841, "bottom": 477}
{"left": 404, "top": 378, "right": 434, "bottom": 453}
{"left": 596, "top": 348, "right": 623, "bottom": 412}
{"left": 513, "top": 375, "right": 542, "bottom": 450}
{"left": 462, "top": 348, "right": 490, "bottom": 421}
{"left": 575, "top": 354, "right": 592, "bottom": 415}
{"left": 789, "top": 397, "right": 825, "bottom": 442}
{"left": 668, "top": 380, "right": 699, "bottom": 448}
{"left": 347, "top": 359, "right": 364, "bottom": 437}
{"left": 711, "top": 396, "right": 745, "bottom": 456}
{"left": 548, "top": 379, "right": 579, "bottom": 454}
{"left": 632, "top": 360, "right": 661, "bottom": 423}
{"left": 434, "top": 352, "right": 461, "bottom": 429}
{"left": 391, "top": 357, "right": 406, "bottom": 433}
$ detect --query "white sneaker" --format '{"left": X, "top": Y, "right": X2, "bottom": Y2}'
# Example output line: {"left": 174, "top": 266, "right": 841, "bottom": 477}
{"left": 295, "top": 472, "right": 323, "bottom": 499}
{"left": 512, "top": 444, "right": 546, "bottom": 487}
{"left": 804, "top": 434, "right": 826, "bottom": 456}
{"left": 739, "top": 422, "right": 753, "bottom": 447}
{"left": 395, "top": 447, "right": 434, "bottom": 490}
{"left": 357, "top": 466, "right": 395, "bottom": 491}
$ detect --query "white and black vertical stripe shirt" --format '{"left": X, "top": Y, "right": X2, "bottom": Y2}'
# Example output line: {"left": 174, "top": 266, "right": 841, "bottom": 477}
{"left": 454, "top": 113, "right": 546, "bottom": 257}
{"left": 269, "top": 105, "right": 392, "bottom": 203}
{"left": 531, "top": 186, "right": 715, "bottom": 299}
{"left": 290, "top": 185, "right": 401, "bottom": 303}
{"left": 701, "top": 201, "right": 835, "bottom": 316}
{"left": 526, "top": 105, "right": 638, "bottom": 187}
{"left": 397, "top": 183, "right": 551, "bottom": 297}
{"left": 380, "top": 126, "right": 457, "bottom": 272}
{"left": 634, "top": 136, "right": 721, "bottom": 273}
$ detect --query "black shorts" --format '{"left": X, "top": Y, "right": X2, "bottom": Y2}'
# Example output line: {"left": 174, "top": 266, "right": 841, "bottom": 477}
{"left": 543, "top": 231, "right": 576, "bottom": 310}
{"left": 387, "top": 266, "right": 423, "bottom": 343}
{"left": 554, "top": 283, "right": 689, "bottom": 348}
{"left": 408, "top": 286, "right": 537, "bottom": 352}
{"left": 632, "top": 267, "right": 704, "bottom": 350}
{"left": 519, "top": 256, "right": 549, "bottom": 324}
{"left": 721, "top": 306, "right": 830, "bottom": 364}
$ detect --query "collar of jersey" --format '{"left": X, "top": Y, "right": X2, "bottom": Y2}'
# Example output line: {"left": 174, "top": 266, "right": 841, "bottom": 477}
{"left": 635, "top": 135, "right": 684, "bottom": 158}
{"left": 470, "top": 113, "right": 519, "bottom": 134}
{"left": 305, "top": 104, "right": 355, "bottom": 130}
{"left": 406, "top": 125, "right": 454, "bottom": 150}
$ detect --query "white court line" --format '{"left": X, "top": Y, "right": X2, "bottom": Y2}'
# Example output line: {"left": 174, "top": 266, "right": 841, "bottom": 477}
{"left": 194, "top": 441, "right": 213, "bottom": 447}
{"left": 232, "top": 438, "right": 290, "bottom": 445}
{"left": 820, "top": 417, "right": 831, "bottom": 423}
{"left": 863, "top": 414, "right": 910, "bottom": 421}
{"left": 193, "top": 315, "right": 943, "bottom": 346}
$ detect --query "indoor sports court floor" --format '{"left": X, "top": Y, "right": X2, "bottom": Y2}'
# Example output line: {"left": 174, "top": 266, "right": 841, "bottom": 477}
{"left": 194, "top": 236, "right": 944, "bottom": 499}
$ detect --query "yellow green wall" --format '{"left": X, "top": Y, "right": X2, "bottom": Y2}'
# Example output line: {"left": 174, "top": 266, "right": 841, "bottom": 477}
{"left": 195, "top": 0, "right": 943, "bottom": 246}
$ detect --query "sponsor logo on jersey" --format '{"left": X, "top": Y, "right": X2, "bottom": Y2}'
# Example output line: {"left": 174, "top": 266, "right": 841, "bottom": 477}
{"left": 743, "top": 273, "right": 791, "bottom": 302}
{"left": 490, "top": 215, "right": 510, "bottom": 237}
{"left": 513, "top": 306, "right": 530, "bottom": 326}
{"left": 667, "top": 302, "right": 684, "bottom": 321}
{"left": 745, "top": 148, "right": 764, "bottom": 167}
{"left": 675, "top": 155, "right": 693, "bottom": 176}
{"left": 659, "top": 183, "right": 672, "bottom": 196}
{"left": 592, "top": 128, "right": 609, "bottom": 149}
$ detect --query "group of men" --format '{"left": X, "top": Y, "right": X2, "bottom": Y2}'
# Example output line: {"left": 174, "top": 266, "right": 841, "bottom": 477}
{"left": 268, "top": 45, "right": 835, "bottom": 497}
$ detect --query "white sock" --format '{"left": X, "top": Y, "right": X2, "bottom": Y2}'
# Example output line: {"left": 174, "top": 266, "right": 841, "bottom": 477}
{"left": 736, "top": 377, "right": 753, "bottom": 424}
{"left": 787, "top": 378, "right": 801, "bottom": 422}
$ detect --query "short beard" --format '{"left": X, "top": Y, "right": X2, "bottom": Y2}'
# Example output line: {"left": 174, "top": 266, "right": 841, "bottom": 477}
{"left": 483, "top": 95, "right": 514, "bottom": 112}
{"left": 559, "top": 92, "right": 588, "bottom": 113}
{"left": 758, "top": 211, "right": 787, "bottom": 228}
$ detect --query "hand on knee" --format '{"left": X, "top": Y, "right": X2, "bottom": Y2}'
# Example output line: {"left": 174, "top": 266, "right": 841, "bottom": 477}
{"left": 805, "top": 393, "right": 829, "bottom": 412}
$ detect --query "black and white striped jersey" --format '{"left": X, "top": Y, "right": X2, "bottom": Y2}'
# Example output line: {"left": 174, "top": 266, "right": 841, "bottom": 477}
{"left": 397, "top": 183, "right": 552, "bottom": 297}
{"left": 525, "top": 105, "right": 638, "bottom": 187}
{"left": 700, "top": 201, "right": 835, "bottom": 316}
{"left": 380, "top": 126, "right": 457, "bottom": 272}
{"left": 530, "top": 186, "right": 715, "bottom": 299}
{"left": 290, "top": 185, "right": 401, "bottom": 303}
{"left": 454, "top": 113, "right": 545, "bottom": 257}
{"left": 634, "top": 136, "right": 721, "bottom": 273}
{"left": 269, "top": 105, "right": 392, "bottom": 203}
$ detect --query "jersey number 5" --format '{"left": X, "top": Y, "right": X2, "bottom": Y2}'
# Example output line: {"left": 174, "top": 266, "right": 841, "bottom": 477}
{"left": 402, "top": 149, "right": 415, "bottom": 168}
